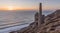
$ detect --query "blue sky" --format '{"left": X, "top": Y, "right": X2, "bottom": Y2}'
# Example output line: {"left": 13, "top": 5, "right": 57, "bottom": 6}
{"left": 0, "top": 0, "right": 60, "bottom": 10}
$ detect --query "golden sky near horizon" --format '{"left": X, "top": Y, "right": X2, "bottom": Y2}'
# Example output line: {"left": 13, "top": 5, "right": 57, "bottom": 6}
{"left": 0, "top": 0, "right": 60, "bottom": 10}
{"left": 0, "top": 5, "right": 59, "bottom": 10}
{"left": 0, "top": 6, "right": 37, "bottom": 10}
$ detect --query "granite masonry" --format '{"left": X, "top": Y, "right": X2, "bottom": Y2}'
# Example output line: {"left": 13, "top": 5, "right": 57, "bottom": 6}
{"left": 10, "top": 3, "right": 60, "bottom": 33}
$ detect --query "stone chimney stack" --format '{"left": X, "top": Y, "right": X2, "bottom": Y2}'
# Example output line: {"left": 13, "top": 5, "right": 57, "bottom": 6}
{"left": 39, "top": 3, "right": 42, "bottom": 16}
{"left": 38, "top": 3, "right": 43, "bottom": 27}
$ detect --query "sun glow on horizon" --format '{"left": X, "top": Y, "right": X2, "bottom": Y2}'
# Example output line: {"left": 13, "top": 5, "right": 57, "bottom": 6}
{"left": 0, "top": 6, "right": 37, "bottom": 11}
{"left": 0, "top": 5, "right": 58, "bottom": 11}
{"left": 7, "top": 6, "right": 14, "bottom": 10}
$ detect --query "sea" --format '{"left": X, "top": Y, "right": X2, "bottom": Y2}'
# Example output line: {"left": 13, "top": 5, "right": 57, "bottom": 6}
{"left": 0, "top": 10, "right": 54, "bottom": 33}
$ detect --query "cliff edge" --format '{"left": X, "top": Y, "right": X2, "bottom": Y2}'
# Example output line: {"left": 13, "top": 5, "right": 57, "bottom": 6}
{"left": 10, "top": 3, "right": 60, "bottom": 33}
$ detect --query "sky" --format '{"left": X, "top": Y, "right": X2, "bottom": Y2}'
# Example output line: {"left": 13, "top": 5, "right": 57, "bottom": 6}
{"left": 0, "top": 0, "right": 60, "bottom": 10}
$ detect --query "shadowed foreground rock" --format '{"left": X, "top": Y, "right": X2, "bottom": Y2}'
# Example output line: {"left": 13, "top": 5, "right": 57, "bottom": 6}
{"left": 10, "top": 3, "right": 60, "bottom": 33}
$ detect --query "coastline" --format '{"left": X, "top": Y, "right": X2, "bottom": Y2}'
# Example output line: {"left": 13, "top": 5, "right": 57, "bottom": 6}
{"left": 0, "top": 23, "right": 29, "bottom": 33}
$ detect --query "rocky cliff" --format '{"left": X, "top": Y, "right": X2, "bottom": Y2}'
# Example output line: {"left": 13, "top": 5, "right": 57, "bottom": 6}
{"left": 10, "top": 3, "right": 60, "bottom": 33}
